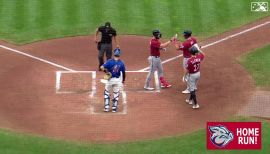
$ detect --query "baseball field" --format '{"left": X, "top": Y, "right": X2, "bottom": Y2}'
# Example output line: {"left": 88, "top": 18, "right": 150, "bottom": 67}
{"left": 0, "top": 0, "right": 270, "bottom": 153}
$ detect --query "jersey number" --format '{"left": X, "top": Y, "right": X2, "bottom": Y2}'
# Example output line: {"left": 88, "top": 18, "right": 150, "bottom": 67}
{"left": 193, "top": 64, "right": 200, "bottom": 72}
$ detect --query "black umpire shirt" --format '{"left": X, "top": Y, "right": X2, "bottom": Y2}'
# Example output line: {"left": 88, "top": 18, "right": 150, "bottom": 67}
{"left": 98, "top": 26, "right": 117, "bottom": 44}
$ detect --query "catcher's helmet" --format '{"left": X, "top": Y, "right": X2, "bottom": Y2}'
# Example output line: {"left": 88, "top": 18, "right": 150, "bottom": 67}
{"left": 189, "top": 46, "right": 199, "bottom": 55}
{"left": 114, "top": 48, "right": 121, "bottom": 57}
{"left": 152, "top": 29, "right": 162, "bottom": 39}
{"left": 183, "top": 30, "right": 192, "bottom": 37}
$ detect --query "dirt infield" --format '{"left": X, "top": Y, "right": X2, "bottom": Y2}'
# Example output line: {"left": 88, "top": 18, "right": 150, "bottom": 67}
{"left": 0, "top": 17, "right": 269, "bottom": 142}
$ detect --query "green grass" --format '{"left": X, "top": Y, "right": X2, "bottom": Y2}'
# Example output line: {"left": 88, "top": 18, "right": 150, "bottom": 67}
{"left": 239, "top": 44, "right": 270, "bottom": 88}
{"left": 0, "top": 118, "right": 269, "bottom": 154}
{"left": 0, "top": 0, "right": 269, "bottom": 44}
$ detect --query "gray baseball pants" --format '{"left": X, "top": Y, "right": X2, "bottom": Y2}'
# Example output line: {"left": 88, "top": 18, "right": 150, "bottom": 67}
{"left": 144, "top": 56, "right": 163, "bottom": 88}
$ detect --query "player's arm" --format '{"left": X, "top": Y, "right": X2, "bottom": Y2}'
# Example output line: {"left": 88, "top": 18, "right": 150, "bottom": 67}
{"left": 100, "top": 62, "right": 110, "bottom": 73}
{"left": 113, "top": 35, "right": 120, "bottom": 48}
{"left": 185, "top": 60, "right": 192, "bottom": 75}
{"left": 122, "top": 70, "right": 126, "bottom": 84}
{"left": 160, "top": 36, "right": 175, "bottom": 48}
{"left": 112, "top": 29, "right": 120, "bottom": 48}
{"left": 122, "top": 64, "right": 126, "bottom": 83}
{"left": 94, "top": 28, "right": 100, "bottom": 43}
{"left": 199, "top": 48, "right": 205, "bottom": 56}
{"left": 173, "top": 42, "right": 179, "bottom": 50}
{"left": 184, "top": 67, "right": 189, "bottom": 74}
{"left": 172, "top": 39, "right": 184, "bottom": 51}
{"left": 100, "top": 66, "right": 107, "bottom": 72}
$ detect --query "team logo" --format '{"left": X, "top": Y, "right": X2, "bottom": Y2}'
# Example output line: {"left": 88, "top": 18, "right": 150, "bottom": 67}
{"left": 251, "top": 2, "right": 268, "bottom": 12}
{"left": 208, "top": 125, "right": 234, "bottom": 148}
{"left": 112, "top": 65, "right": 120, "bottom": 73}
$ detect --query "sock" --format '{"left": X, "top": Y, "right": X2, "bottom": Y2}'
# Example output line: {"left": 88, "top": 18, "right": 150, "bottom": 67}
{"left": 159, "top": 77, "right": 168, "bottom": 85}
{"left": 190, "top": 91, "right": 197, "bottom": 105}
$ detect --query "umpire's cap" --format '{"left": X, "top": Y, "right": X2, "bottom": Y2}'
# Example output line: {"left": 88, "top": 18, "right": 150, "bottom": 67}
{"left": 189, "top": 46, "right": 199, "bottom": 55}
{"left": 105, "top": 22, "right": 111, "bottom": 27}
{"left": 183, "top": 30, "right": 192, "bottom": 37}
{"left": 114, "top": 48, "right": 121, "bottom": 57}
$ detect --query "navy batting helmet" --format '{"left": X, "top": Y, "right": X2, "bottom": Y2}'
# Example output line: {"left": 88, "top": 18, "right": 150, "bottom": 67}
{"left": 152, "top": 30, "right": 162, "bottom": 39}
{"left": 183, "top": 30, "right": 192, "bottom": 37}
{"left": 189, "top": 46, "right": 199, "bottom": 55}
{"left": 114, "top": 48, "right": 121, "bottom": 57}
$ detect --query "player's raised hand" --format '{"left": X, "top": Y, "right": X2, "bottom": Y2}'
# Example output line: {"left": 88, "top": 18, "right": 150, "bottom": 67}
{"left": 169, "top": 34, "right": 177, "bottom": 43}
{"left": 173, "top": 34, "right": 178, "bottom": 42}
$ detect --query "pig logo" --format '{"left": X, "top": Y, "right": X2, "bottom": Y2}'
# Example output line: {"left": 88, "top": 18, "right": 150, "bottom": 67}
{"left": 209, "top": 125, "right": 234, "bottom": 148}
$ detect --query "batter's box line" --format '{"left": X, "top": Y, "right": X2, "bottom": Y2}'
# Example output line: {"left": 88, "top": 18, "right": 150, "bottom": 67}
{"left": 55, "top": 70, "right": 160, "bottom": 94}
{"left": 55, "top": 71, "right": 96, "bottom": 96}
{"left": 55, "top": 70, "right": 160, "bottom": 115}
{"left": 123, "top": 71, "right": 160, "bottom": 93}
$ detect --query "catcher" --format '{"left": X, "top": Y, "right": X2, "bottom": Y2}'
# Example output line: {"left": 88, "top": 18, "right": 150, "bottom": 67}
{"left": 100, "top": 48, "right": 126, "bottom": 112}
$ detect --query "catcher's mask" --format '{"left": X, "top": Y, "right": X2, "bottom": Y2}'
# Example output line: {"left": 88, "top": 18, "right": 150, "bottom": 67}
{"left": 189, "top": 46, "right": 199, "bottom": 55}
{"left": 114, "top": 48, "right": 121, "bottom": 57}
{"left": 183, "top": 30, "right": 192, "bottom": 38}
{"left": 152, "top": 30, "right": 162, "bottom": 39}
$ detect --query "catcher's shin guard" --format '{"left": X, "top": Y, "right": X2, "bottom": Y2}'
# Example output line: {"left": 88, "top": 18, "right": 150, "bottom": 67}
{"left": 104, "top": 90, "right": 110, "bottom": 109}
{"left": 112, "top": 91, "right": 119, "bottom": 109}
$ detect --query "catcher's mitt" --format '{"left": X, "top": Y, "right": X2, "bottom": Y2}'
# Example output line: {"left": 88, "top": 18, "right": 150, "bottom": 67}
{"left": 104, "top": 72, "right": 112, "bottom": 80}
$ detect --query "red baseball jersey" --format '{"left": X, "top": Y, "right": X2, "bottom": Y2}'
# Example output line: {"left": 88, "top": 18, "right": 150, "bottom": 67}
{"left": 150, "top": 38, "right": 161, "bottom": 57}
{"left": 180, "top": 37, "right": 197, "bottom": 58}
{"left": 187, "top": 53, "right": 204, "bottom": 74}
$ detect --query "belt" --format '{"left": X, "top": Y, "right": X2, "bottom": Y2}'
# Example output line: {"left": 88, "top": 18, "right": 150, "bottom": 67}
{"left": 189, "top": 71, "right": 200, "bottom": 74}
{"left": 151, "top": 56, "right": 160, "bottom": 58}
{"left": 100, "top": 42, "right": 112, "bottom": 44}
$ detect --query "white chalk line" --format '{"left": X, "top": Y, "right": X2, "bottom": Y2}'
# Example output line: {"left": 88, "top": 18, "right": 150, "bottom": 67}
{"left": 0, "top": 45, "right": 75, "bottom": 72}
{"left": 90, "top": 72, "right": 96, "bottom": 98}
{"left": 138, "top": 21, "right": 270, "bottom": 72}
{"left": 55, "top": 71, "right": 96, "bottom": 95}
{"left": 3, "top": 20, "right": 269, "bottom": 115}
{"left": 56, "top": 70, "right": 159, "bottom": 115}
{"left": 0, "top": 45, "right": 152, "bottom": 115}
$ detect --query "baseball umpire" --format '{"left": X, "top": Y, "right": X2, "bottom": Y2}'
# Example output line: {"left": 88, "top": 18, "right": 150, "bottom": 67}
{"left": 173, "top": 30, "right": 199, "bottom": 94}
{"left": 185, "top": 46, "right": 205, "bottom": 109}
{"left": 95, "top": 22, "right": 119, "bottom": 71}
{"left": 100, "top": 48, "right": 125, "bottom": 113}
{"left": 144, "top": 29, "right": 174, "bottom": 90}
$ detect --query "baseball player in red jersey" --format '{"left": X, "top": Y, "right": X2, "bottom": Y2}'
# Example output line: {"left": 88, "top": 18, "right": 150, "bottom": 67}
{"left": 185, "top": 46, "right": 205, "bottom": 109}
{"left": 173, "top": 30, "right": 199, "bottom": 94}
{"left": 144, "top": 30, "right": 174, "bottom": 90}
